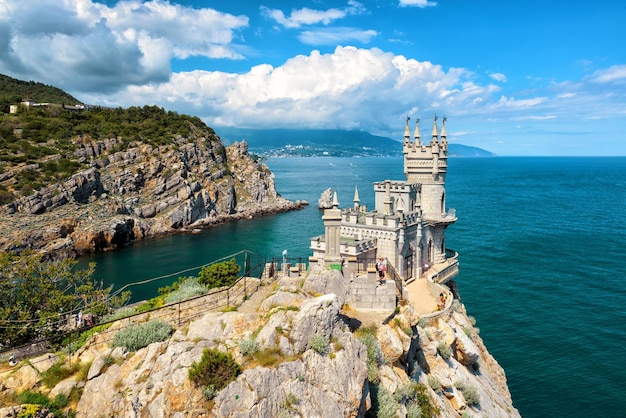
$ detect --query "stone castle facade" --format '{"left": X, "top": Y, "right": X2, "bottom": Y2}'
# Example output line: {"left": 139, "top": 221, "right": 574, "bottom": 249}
{"left": 310, "top": 117, "right": 458, "bottom": 302}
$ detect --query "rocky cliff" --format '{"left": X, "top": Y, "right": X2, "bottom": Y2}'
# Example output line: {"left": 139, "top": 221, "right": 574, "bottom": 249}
{"left": 0, "top": 134, "right": 303, "bottom": 259}
{"left": 0, "top": 266, "right": 520, "bottom": 417}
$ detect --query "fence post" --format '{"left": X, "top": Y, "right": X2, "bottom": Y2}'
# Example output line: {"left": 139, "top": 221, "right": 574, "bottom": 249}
{"left": 178, "top": 302, "right": 181, "bottom": 327}
{"left": 244, "top": 276, "right": 247, "bottom": 299}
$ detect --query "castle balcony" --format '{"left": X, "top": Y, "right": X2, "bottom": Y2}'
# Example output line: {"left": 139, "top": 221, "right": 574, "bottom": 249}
{"left": 425, "top": 249, "right": 459, "bottom": 285}
{"left": 423, "top": 208, "right": 457, "bottom": 227}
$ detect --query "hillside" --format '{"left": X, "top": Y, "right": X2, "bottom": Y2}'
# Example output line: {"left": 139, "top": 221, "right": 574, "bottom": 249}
{"left": 217, "top": 127, "right": 495, "bottom": 158}
{"left": 0, "top": 74, "right": 80, "bottom": 113}
{"left": 0, "top": 75, "right": 303, "bottom": 258}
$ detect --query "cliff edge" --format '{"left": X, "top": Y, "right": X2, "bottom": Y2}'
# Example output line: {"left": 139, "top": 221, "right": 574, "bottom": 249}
{"left": 0, "top": 136, "right": 302, "bottom": 258}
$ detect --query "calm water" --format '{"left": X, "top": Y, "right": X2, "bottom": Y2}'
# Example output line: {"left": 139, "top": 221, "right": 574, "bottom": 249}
{"left": 81, "top": 156, "right": 626, "bottom": 417}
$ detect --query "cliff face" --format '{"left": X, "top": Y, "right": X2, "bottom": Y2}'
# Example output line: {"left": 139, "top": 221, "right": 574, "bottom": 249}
{"left": 0, "top": 135, "right": 301, "bottom": 258}
{"left": 0, "top": 266, "right": 519, "bottom": 417}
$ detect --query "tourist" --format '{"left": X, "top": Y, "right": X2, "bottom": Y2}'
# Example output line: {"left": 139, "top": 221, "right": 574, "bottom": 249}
{"left": 376, "top": 258, "right": 386, "bottom": 284}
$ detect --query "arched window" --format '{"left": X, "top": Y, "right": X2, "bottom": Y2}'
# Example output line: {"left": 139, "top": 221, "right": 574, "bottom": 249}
{"left": 441, "top": 192, "right": 445, "bottom": 214}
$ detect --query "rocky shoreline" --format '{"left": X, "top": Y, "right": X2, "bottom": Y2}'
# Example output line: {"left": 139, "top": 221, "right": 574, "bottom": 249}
{"left": 0, "top": 136, "right": 307, "bottom": 260}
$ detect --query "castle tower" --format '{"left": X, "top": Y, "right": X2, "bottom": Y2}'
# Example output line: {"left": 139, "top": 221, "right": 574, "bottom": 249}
{"left": 323, "top": 190, "right": 342, "bottom": 265}
{"left": 403, "top": 116, "right": 448, "bottom": 219}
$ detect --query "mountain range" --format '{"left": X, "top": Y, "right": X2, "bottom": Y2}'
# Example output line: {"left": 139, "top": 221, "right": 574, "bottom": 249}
{"left": 216, "top": 127, "right": 496, "bottom": 158}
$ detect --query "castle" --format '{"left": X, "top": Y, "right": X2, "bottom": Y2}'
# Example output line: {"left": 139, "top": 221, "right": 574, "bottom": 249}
{"left": 310, "top": 116, "right": 459, "bottom": 309}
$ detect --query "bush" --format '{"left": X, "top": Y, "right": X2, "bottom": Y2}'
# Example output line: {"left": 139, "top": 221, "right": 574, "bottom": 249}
{"left": 164, "top": 277, "right": 208, "bottom": 304}
{"left": 309, "top": 335, "right": 328, "bottom": 355}
{"left": 376, "top": 386, "right": 399, "bottom": 418}
{"left": 458, "top": 382, "right": 480, "bottom": 406}
{"left": 437, "top": 341, "right": 452, "bottom": 360}
{"left": 427, "top": 375, "right": 441, "bottom": 391}
{"left": 239, "top": 338, "right": 259, "bottom": 356}
{"left": 357, "top": 333, "right": 381, "bottom": 384}
{"left": 198, "top": 259, "right": 240, "bottom": 288}
{"left": 188, "top": 348, "right": 241, "bottom": 390}
{"left": 111, "top": 320, "right": 172, "bottom": 351}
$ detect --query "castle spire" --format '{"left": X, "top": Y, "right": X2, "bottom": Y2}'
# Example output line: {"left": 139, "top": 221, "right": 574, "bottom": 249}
{"left": 332, "top": 189, "right": 339, "bottom": 209}
{"left": 404, "top": 115, "right": 411, "bottom": 141}
{"left": 414, "top": 118, "right": 421, "bottom": 145}
{"left": 441, "top": 116, "right": 447, "bottom": 140}
{"left": 431, "top": 115, "right": 439, "bottom": 143}
{"left": 353, "top": 186, "right": 360, "bottom": 210}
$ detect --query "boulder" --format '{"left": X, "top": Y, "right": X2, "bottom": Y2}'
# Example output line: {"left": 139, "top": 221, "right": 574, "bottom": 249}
{"left": 318, "top": 187, "right": 333, "bottom": 209}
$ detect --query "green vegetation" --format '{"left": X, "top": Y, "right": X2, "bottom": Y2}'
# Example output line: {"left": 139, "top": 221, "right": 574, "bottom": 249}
{"left": 355, "top": 326, "right": 381, "bottom": 384}
{"left": 309, "top": 334, "right": 328, "bottom": 355}
{"left": 0, "top": 251, "right": 129, "bottom": 349}
{"left": 437, "top": 341, "right": 452, "bottom": 360}
{"left": 0, "top": 74, "right": 79, "bottom": 112}
{"left": 17, "top": 390, "right": 69, "bottom": 418}
{"left": 111, "top": 320, "right": 172, "bottom": 351}
{"left": 456, "top": 380, "right": 480, "bottom": 406}
{"left": 188, "top": 348, "right": 241, "bottom": 393}
{"left": 39, "top": 359, "right": 79, "bottom": 388}
{"left": 238, "top": 338, "right": 259, "bottom": 357}
{"left": 198, "top": 259, "right": 240, "bottom": 288}
{"left": 0, "top": 74, "right": 220, "bottom": 201}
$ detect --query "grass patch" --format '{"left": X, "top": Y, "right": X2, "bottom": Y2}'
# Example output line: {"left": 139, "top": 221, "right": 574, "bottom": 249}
{"left": 39, "top": 359, "right": 79, "bottom": 388}
{"left": 437, "top": 341, "right": 452, "bottom": 360}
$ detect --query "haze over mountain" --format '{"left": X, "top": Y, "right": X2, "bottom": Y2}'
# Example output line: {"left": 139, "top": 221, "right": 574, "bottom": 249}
{"left": 218, "top": 127, "right": 496, "bottom": 158}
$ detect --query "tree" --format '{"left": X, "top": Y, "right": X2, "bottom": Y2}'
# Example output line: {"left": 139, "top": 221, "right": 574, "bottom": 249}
{"left": 0, "top": 251, "right": 130, "bottom": 348}
{"left": 197, "top": 259, "right": 240, "bottom": 288}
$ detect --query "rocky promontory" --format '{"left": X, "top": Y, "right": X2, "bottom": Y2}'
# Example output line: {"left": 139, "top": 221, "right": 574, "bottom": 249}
{"left": 0, "top": 265, "right": 520, "bottom": 417}
{"left": 0, "top": 134, "right": 303, "bottom": 259}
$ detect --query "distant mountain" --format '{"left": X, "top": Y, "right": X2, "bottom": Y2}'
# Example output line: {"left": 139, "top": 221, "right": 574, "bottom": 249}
{"left": 447, "top": 143, "right": 496, "bottom": 157}
{"left": 216, "top": 127, "right": 495, "bottom": 158}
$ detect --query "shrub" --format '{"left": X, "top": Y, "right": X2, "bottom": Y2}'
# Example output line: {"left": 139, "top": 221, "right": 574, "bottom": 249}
{"left": 463, "top": 326, "right": 473, "bottom": 337}
{"left": 376, "top": 387, "right": 399, "bottom": 418}
{"left": 309, "top": 335, "right": 328, "bottom": 355}
{"left": 437, "top": 341, "right": 452, "bottom": 360}
{"left": 417, "top": 318, "right": 428, "bottom": 328}
{"left": 427, "top": 375, "right": 441, "bottom": 391}
{"left": 458, "top": 382, "right": 480, "bottom": 406}
{"left": 198, "top": 259, "right": 240, "bottom": 288}
{"left": 239, "top": 338, "right": 259, "bottom": 356}
{"left": 468, "top": 316, "right": 477, "bottom": 326}
{"left": 111, "top": 320, "right": 172, "bottom": 351}
{"left": 202, "top": 385, "right": 217, "bottom": 400}
{"left": 188, "top": 348, "right": 241, "bottom": 391}
{"left": 164, "top": 277, "right": 208, "bottom": 304}
{"left": 357, "top": 333, "right": 381, "bottom": 384}
{"left": 451, "top": 299, "right": 461, "bottom": 312}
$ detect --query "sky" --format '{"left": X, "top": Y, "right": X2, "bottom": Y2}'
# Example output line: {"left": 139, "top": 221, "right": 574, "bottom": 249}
{"left": 0, "top": 0, "right": 625, "bottom": 155}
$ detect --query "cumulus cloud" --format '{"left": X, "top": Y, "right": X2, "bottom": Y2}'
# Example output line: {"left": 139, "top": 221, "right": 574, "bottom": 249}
{"left": 260, "top": 1, "right": 366, "bottom": 28}
{"left": 398, "top": 0, "right": 437, "bottom": 8}
{"left": 0, "top": 0, "right": 248, "bottom": 93}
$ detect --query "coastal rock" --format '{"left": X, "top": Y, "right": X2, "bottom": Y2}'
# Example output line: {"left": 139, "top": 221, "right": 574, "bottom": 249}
{"left": 1, "top": 137, "right": 301, "bottom": 258}
{"left": 318, "top": 187, "right": 333, "bottom": 209}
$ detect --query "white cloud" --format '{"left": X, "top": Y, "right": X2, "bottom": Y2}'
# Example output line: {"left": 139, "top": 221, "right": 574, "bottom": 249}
{"left": 299, "top": 27, "right": 378, "bottom": 45}
{"left": 260, "top": 2, "right": 365, "bottom": 29}
{"left": 398, "top": 0, "right": 437, "bottom": 8}
{"left": 489, "top": 72, "right": 507, "bottom": 82}
{"left": 0, "top": 0, "right": 248, "bottom": 92}
{"left": 590, "top": 65, "right": 626, "bottom": 84}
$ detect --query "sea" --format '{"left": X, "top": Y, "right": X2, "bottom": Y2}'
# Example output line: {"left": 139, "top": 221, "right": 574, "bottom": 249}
{"left": 80, "top": 156, "right": 626, "bottom": 418}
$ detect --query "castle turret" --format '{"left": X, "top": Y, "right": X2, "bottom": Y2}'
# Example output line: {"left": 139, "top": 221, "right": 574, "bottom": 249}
{"left": 323, "top": 190, "right": 342, "bottom": 265}
{"left": 403, "top": 116, "right": 411, "bottom": 144}
{"left": 353, "top": 186, "right": 360, "bottom": 210}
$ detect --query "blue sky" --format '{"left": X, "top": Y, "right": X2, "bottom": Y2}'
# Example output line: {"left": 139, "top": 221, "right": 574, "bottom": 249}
{"left": 0, "top": 0, "right": 625, "bottom": 155}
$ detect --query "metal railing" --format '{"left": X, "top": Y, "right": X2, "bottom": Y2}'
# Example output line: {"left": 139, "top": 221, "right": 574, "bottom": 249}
{"left": 0, "top": 252, "right": 272, "bottom": 359}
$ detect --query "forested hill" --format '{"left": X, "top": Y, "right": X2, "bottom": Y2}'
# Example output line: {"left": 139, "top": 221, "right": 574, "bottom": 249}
{"left": 0, "top": 74, "right": 80, "bottom": 113}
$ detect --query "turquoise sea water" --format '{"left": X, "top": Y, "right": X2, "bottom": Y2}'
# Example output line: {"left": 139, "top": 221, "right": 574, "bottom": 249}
{"left": 82, "top": 156, "right": 626, "bottom": 417}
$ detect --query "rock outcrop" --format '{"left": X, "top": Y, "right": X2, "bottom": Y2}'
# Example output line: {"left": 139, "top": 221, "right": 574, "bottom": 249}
{"left": 318, "top": 187, "right": 333, "bottom": 209}
{"left": 0, "top": 265, "right": 520, "bottom": 417}
{"left": 0, "top": 137, "right": 303, "bottom": 258}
